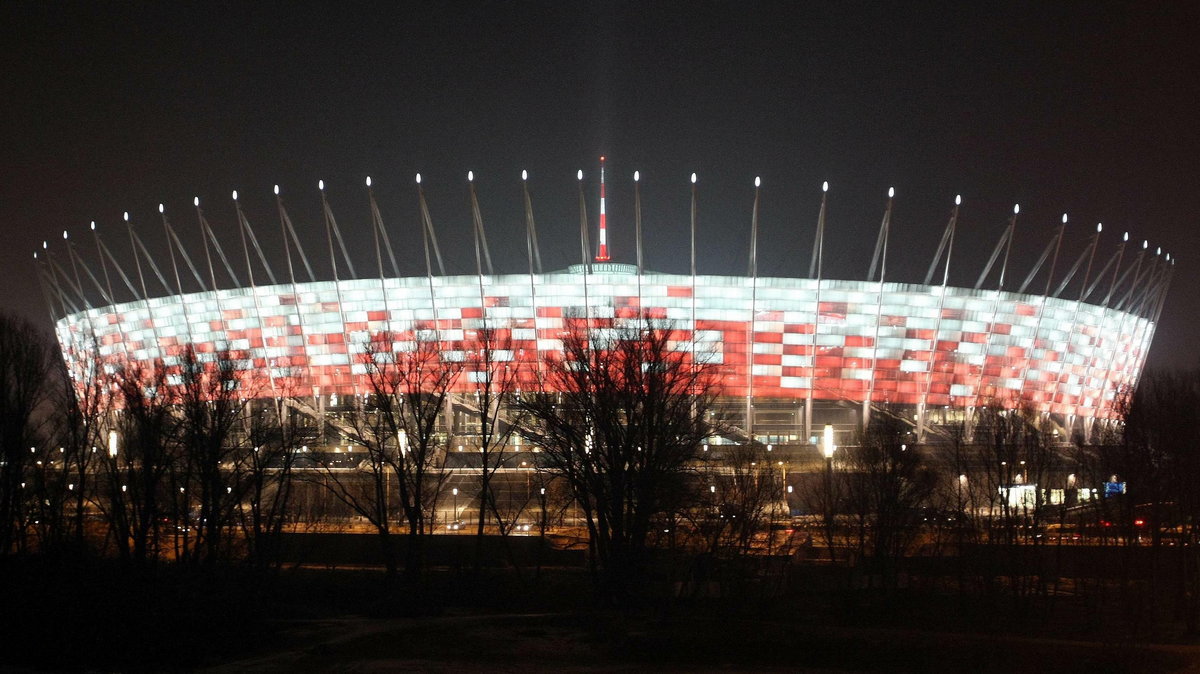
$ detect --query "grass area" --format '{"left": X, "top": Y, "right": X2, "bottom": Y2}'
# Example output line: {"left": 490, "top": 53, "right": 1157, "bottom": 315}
{"left": 217, "top": 611, "right": 1193, "bottom": 673}
{"left": 2, "top": 556, "right": 1199, "bottom": 672}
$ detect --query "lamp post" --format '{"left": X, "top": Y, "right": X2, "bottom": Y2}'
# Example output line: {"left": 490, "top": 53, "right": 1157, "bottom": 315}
{"left": 777, "top": 459, "right": 789, "bottom": 539}
{"left": 452, "top": 487, "right": 459, "bottom": 531}
{"left": 821, "top": 423, "right": 836, "bottom": 563}
{"left": 539, "top": 486, "right": 547, "bottom": 536}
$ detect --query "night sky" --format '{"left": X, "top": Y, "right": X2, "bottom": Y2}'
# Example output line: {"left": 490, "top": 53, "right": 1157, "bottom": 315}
{"left": 2, "top": 2, "right": 1197, "bottom": 368}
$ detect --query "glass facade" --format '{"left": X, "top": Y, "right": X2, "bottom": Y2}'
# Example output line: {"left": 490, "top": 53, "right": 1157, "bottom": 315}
{"left": 57, "top": 271, "right": 1153, "bottom": 420}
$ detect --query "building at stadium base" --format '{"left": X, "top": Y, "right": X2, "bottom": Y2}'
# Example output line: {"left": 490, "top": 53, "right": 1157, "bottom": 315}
{"left": 41, "top": 171, "right": 1173, "bottom": 454}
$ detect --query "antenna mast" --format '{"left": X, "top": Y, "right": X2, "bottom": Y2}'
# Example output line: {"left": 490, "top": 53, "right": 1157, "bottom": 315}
{"left": 595, "top": 155, "right": 610, "bottom": 261}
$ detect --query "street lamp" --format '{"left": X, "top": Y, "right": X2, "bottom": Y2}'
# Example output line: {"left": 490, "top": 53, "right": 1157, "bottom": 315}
{"left": 452, "top": 487, "right": 459, "bottom": 530}
{"left": 539, "top": 486, "right": 547, "bottom": 535}
{"left": 821, "top": 424, "right": 836, "bottom": 563}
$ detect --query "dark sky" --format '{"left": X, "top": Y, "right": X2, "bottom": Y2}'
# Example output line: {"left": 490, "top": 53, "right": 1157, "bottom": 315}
{"left": 2, "top": 1, "right": 1197, "bottom": 367}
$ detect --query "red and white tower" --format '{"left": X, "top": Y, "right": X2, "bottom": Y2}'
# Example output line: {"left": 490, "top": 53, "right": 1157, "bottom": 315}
{"left": 595, "top": 155, "right": 610, "bottom": 261}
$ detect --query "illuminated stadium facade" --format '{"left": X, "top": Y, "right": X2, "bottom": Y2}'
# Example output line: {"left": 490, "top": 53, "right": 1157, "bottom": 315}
{"left": 41, "top": 170, "right": 1173, "bottom": 446}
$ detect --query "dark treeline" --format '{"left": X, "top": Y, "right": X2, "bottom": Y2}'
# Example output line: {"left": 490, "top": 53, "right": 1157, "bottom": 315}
{"left": 4, "top": 308, "right": 1200, "bottom": 650}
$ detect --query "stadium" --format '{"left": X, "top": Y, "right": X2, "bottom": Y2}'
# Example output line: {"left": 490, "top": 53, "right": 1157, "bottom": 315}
{"left": 42, "top": 167, "right": 1173, "bottom": 452}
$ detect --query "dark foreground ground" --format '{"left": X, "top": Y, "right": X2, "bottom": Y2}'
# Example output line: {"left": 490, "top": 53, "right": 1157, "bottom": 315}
{"left": 207, "top": 611, "right": 1200, "bottom": 673}
{"left": 5, "top": 556, "right": 1200, "bottom": 673}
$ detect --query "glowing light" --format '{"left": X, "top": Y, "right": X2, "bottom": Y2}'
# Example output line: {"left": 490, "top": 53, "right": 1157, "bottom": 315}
{"left": 123, "top": 211, "right": 129, "bottom": 222}
{"left": 888, "top": 186, "right": 895, "bottom": 198}
{"left": 273, "top": 184, "right": 280, "bottom": 195}
{"left": 62, "top": 230, "right": 67, "bottom": 240}
{"left": 365, "top": 176, "right": 372, "bottom": 187}
{"left": 822, "top": 180, "right": 829, "bottom": 192}
{"left": 1061, "top": 213, "right": 1067, "bottom": 224}
{"left": 1143, "top": 240, "right": 1148, "bottom": 249}
{"left": 577, "top": 170, "right": 583, "bottom": 181}
{"left": 1096, "top": 223, "right": 1102, "bottom": 233}
{"left": 415, "top": 173, "right": 422, "bottom": 184}
{"left": 158, "top": 203, "right": 164, "bottom": 214}
{"left": 1013, "top": 204, "right": 1020, "bottom": 215}
{"left": 690, "top": 172, "right": 697, "bottom": 184}
{"left": 521, "top": 169, "right": 527, "bottom": 181}
{"left": 42, "top": 241, "right": 47, "bottom": 249}
{"left": 232, "top": 190, "right": 239, "bottom": 200}
{"left": 822, "top": 424, "right": 836, "bottom": 459}
{"left": 634, "top": 170, "right": 640, "bottom": 182}
{"left": 1123, "top": 232, "right": 1129, "bottom": 242}
{"left": 193, "top": 196, "right": 200, "bottom": 207}
{"left": 1156, "top": 246, "right": 1162, "bottom": 255}
{"left": 108, "top": 430, "right": 118, "bottom": 458}
{"left": 318, "top": 179, "right": 324, "bottom": 190}
{"left": 90, "top": 221, "right": 96, "bottom": 231}
{"left": 467, "top": 170, "right": 474, "bottom": 182}
{"left": 754, "top": 176, "right": 761, "bottom": 188}
{"left": 955, "top": 194, "right": 961, "bottom": 205}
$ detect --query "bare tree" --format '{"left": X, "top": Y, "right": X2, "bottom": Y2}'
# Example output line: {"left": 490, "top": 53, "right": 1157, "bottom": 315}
{"left": 694, "top": 443, "right": 781, "bottom": 557}
{"left": 843, "top": 411, "right": 937, "bottom": 590}
{"left": 969, "top": 403, "right": 1062, "bottom": 600}
{"left": 48, "top": 337, "right": 110, "bottom": 554}
{"left": 798, "top": 447, "right": 845, "bottom": 565}
{"left": 237, "top": 395, "right": 304, "bottom": 571}
{"left": 173, "top": 346, "right": 252, "bottom": 564}
{"left": 369, "top": 332, "right": 459, "bottom": 580}
{"left": 0, "top": 312, "right": 54, "bottom": 555}
{"left": 316, "top": 395, "right": 399, "bottom": 576}
{"left": 324, "top": 332, "right": 460, "bottom": 580}
{"left": 462, "top": 325, "right": 524, "bottom": 570}
{"left": 102, "top": 361, "right": 179, "bottom": 565}
{"left": 516, "top": 319, "right": 723, "bottom": 601}
{"left": 932, "top": 420, "right": 990, "bottom": 596}
{"left": 1106, "top": 369, "right": 1200, "bottom": 632}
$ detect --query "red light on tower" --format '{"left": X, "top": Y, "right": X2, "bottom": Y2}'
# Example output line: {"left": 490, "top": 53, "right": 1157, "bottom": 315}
{"left": 595, "top": 155, "right": 610, "bottom": 262}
